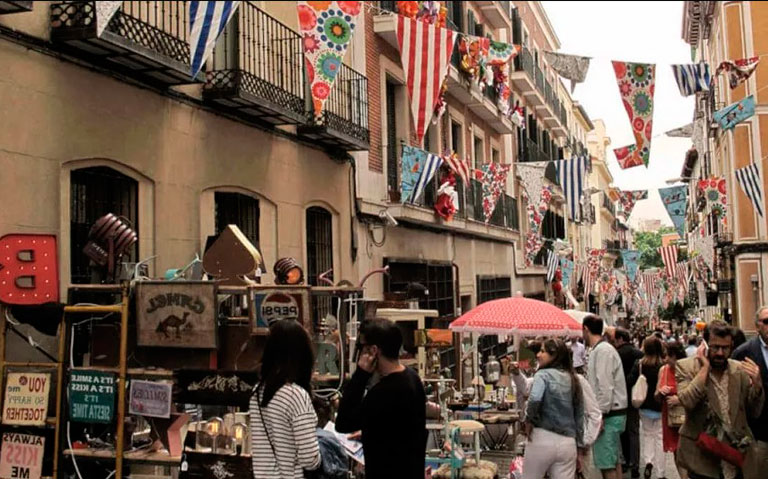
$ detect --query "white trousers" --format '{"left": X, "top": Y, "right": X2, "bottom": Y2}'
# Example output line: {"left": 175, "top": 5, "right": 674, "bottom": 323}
{"left": 522, "top": 427, "right": 577, "bottom": 479}
{"left": 640, "top": 414, "right": 664, "bottom": 477}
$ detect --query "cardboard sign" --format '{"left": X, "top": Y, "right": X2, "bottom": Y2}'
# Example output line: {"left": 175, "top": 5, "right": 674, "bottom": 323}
{"left": 251, "top": 287, "right": 310, "bottom": 332}
{"left": 0, "top": 433, "right": 44, "bottom": 479}
{"left": 135, "top": 281, "right": 217, "bottom": 348}
{"left": 0, "top": 234, "right": 59, "bottom": 305}
{"left": 129, "top": 380, "right": 172, "bottom": 418}
{"left": 68, "top": 371, "right": 115, "bottom": 423}
{"left": 2, "top": 373, "right": 49, "bottom": 426}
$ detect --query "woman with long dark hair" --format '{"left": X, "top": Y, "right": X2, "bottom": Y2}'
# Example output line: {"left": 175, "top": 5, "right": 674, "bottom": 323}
{"left": 655, "top": 340, "right": 688, "bottom": 479}
{"left": 523, "top": 338, "right": 584, "bottom": 479}
{"left": 629, "top": 336, "right": 665, "bottom": 479}
{"left": 250, "top": 320, "right": 320, "bottom": 478}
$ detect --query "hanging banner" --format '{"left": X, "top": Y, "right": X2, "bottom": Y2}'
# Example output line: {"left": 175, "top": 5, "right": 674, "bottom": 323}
{"left": 713, "top": 95, "right": 755, "bottom": 131}
{"left": 434, "top": 170, "right": 459, "bottom": 221}
{"left": 617, "top": 190, "right": 648, "bottom": 219}
{"left": 699, "top": 235, "right": 715, "bottom": 273}
{"left": 190, "top": 1, "right": 241, "bottom": 77}
{"left": 396, "top": 15, "right": 456, "bottom": 145}
{"left": 0, "top": 433, "right": 44, "bottom": 479}
{"left": 69, "top": 370, "right": 115, "bottom": 424}
{"left": 544, "top": 51, "right": 591, "bottom": 93}
{"left": 612, "top": 61, "right": 655, "bottom": 169}
{"left": 2, "top": 373, "right": 50, "bottom": 427}
{"left": 442, "top": 151, "right": 471, "bottom": 185}
{"left": 129, "top": 380, "right": 173, "bottom": 419}
{"left": 555, "top": 156, "right": 589, "bottom": 221}
{"left": 586, "top": 248, "right": 605, "bottom": 274}
{"left": 560, "top": 258, "right": 574, "bottom": 288}
{"left": 664, "top": 123, "right": 693, "bottom": 138}
{"left": 715, "top": 57, "right": 760, "bottom": 89}
{"left": 298, "top": 1, "right": 362, "bottom": 117}
{"left": 734, "top": 163, "right": 764, "bottom": 218}
{"left": 400, "top": 145, "right": 442, "bottom": 204}
{"left": 488, "top": 40, "right": 520, "bottom": 65}
{"left": 621, "top": 250, "right": 641, "bottom": 283}
{"left": 659, "top": 185, "right": 688, "bottom": 238}
{"left": 458, "top": 34, "right": 490, "bottom": 84}
{"left": 698, "top": 176, "right": 728, "bottom": 221}
{"left": 524, "top": 186, "right": 554, "bottom": 266}
{"left": 95, "top": 1, "right": 122, "bottom": 37}
{"left": 671, "top": 63, "right": 711, "bottom": 96}
{"left": 480, "top": 163, "right": 511, "bottom": 222}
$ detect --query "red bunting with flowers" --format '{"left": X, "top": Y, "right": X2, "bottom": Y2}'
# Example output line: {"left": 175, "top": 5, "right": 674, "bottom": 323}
{"left": 612, "top": 61, "right": 655, "bottom": 169}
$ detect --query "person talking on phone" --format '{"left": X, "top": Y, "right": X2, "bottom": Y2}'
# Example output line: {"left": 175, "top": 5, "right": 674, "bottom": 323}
{"left": 335, "top": 319, "right": 427, "bottom": 479}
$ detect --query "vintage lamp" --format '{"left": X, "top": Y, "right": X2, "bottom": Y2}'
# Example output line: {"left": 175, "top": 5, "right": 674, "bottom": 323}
{"left": 82, "top": 213, "right": 137, "bottom": 283}
{"left": 273, "top": 257, "right": 304, "bottom": 285}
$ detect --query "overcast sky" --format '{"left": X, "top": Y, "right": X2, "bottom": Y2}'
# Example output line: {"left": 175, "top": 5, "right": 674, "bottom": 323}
{"left": 541, "top": 0, "right": 694, "bottom": 228}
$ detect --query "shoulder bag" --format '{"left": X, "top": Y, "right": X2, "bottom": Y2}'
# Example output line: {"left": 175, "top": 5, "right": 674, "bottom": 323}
{"left": 631, "top": 362, "right": 647, "bottom": 409}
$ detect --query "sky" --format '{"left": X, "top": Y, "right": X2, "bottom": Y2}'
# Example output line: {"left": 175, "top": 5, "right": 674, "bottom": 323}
{"left": 541, "top": 1, "right": 694, "bottom": 228}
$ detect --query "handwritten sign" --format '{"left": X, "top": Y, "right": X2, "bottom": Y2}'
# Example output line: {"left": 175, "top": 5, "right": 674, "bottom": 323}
{"left": 2, "top": 373, "right": 49, "bottom": 426}
{"left": 68, "top": 371, "right": 115, "bottom": 423}
{"left": 0, "top": 433, "right": 44, "bottom": 479}
{"left": 129, "top": 380, "right": 172, "bottom": 418}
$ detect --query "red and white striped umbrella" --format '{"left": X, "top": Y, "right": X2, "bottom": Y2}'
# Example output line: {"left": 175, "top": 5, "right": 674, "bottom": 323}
{"left": 449, "top": 297, "right": 583, "bottom": 337}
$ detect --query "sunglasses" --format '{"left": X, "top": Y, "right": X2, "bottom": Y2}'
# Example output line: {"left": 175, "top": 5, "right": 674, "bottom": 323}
{"left": 759, "top": 318, "right": 768, "bottom": 326}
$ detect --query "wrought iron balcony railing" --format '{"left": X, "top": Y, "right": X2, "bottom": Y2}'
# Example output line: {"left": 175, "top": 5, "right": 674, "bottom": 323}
{"left": 602, "top": 192, "right": 616, "bottom": 217}
{"left": 0, "top": 1, "right": 33, "bottom": 14}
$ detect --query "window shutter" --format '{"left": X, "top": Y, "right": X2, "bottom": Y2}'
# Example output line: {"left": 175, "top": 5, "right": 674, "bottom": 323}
{"left": 386, "top": 82, "right": 399, "bottom": 194}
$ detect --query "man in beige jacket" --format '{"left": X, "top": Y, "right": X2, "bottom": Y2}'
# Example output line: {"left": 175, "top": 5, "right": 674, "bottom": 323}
{"left": 675, "top": 320, "right": 764, "bottom": 479}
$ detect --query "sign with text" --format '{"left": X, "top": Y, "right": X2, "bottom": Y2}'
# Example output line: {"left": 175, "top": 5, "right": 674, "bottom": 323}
{"left": 68, "top": 371, "right": 115, "bottom": 424}
{"left": 2, "top": 373, "right": 50, "bottom": 426}
{"left": 251, "top": 287, "right": 310, "bottom": 333}
{"left": 0, "top": 433, "right": 44, "bottom": 479}
{"left": 129, "top": 380, "right": 172, "bottom": 418}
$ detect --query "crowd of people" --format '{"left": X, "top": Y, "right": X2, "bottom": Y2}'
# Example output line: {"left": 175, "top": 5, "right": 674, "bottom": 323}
{"left": 245, "top": 309, "right": 768, "bottom": 479}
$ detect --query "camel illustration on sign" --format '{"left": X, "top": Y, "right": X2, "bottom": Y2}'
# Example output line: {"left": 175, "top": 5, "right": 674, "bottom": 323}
{"left": 156, "top": 312, "right": 191, "bottom": 339}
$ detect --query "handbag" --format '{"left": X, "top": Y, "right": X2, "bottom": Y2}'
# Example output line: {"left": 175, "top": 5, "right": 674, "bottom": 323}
{"left": 662, "top": 367, "right": 685, "bottom": 428}
{"left": 631, "top": 362, "right": 647, "bottom": 409}
{"left": 695, "top": 432, "right": 745, "bottom": 467}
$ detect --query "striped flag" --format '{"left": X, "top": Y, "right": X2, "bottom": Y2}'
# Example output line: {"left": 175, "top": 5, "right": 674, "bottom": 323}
{"left": 546, "top": 249, "right": 558, "bottom": 283}
{"left": 396, "top": 16, "right": 457, "bottom": 146}
{"left": 190, "top": 1, "right": 240, "bottom": 77}
{"left": 408, "top": 153, "right": 442, "bottom": 204}
{"left": 658, "top": 246, "right": 678, "bottom": 278}
{"left": 675, "top": 261, "right": 690, "bottom": 293}
{"left": 443, "top": 153, "right": 471, "bottom": 185}
{"left": 671, "top": 63, "right": 711, "bottom": 96}
{"left": 582, "top": 267, "right": 594, "bottom": 299}
{"left": 734, "top": 163, "right": 764, "bottom": 217}
{"left": 555, "top": 155, "right": 588, "bottom": 221}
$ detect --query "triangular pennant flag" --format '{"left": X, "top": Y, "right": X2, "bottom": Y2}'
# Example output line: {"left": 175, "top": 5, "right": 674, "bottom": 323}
{"left": 544, "top": 51, "right": 591, "bottom": 93}
{"left": 95, "top": 1, "right": 122, "bottom": 37}
{"left": 479, "top": 163, "right": 511, "bottom": 222}
{"left": 400, "top": 145, "right": 442, "bottom": 204}
{"left": 555, "top": 156, "right": 588, "bottom": 221}
{"left": 665, "top": 123, "right": 693, "bottom": 138}
{"left": 396, "top": 16, "right": 456, "bottom": 146}
{"left": 190, "top": 1, "right": 241, "bottom": 78}
{"left": 560, "top": 258, "right": 574, "bottom": 288}
{"left": 617, "top": 190, "right": 648, "bottom": 219}
{"left": 698, "top": 176, "right": 728, "bottom": 222}
{"left": 458, "top": 34, "right": 490, "bottom": 84}
{"left": 524, "top": 186, "right": 554, "bottom": 267}
{"left": 488, "top": 40, "right": 520, "bottom": 66}
{"left": 734, "top": 163, "right": 764, "bottom": 218}
{"left": 442, "top": 151, "right": 470, "bottom": 185}
{"left": 658, "top": 245, "right": 678, "bottom": 278}
{"left": 715, "top": 57, "right": 759, "bottom": 89}
{"left": 298, "top": 1, "right": 362, "bottom": 118}
{"left": 713, "top": 95, "right": 755, "bottom": 131}
{"left": 658, "top": 186, "right": 688, "bottom": 238}
{"left": 671, "top": 63, "right": 711, "bottom": 96}
{"left": 612, "top": 61, "right": 655, "bottom": 169}
{"left": 621, "top": 250, "right": 640, "bottom": 283}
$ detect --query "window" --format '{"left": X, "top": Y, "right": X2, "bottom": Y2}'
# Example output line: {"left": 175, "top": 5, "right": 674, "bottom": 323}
{"left": 307, "top": 207, "right": 333, "bottom": 325}
{"left": 491, "top": 148, "right": 500, "bottom": 164}
{"left": 477, "top": 276, "right": 512, "bottom": 357}
{"left": 473, "top": 135, "right": 484, "bottom": 168}
{"left": 386, "top": 81, "right": 399, "bottom": 196}
{"left": 215, "top": 192, "right": 260, "bottom": 247}
{"left": 384, "top": 260, "right": 454, "bottom": 320}
{"left": 70, "top": 167, "right": 138, "bottom": 284}
{"left": 450, "top": 120, "right": 463, "bottom": 154}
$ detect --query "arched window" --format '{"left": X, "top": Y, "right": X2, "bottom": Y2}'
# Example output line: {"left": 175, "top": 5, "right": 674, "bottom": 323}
{"left": 306, "top": 207, "right": 333, "bottom": 326}
{"left": 214, "top": 192, "right": 260, "bottom": 248}
{"left": 70, "top": 166, "right": 138, "bottom": 284}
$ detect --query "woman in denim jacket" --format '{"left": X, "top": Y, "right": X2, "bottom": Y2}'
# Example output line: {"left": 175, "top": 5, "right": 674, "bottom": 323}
{"left": 523, "top": 338, "right": 585, "bottom": 479}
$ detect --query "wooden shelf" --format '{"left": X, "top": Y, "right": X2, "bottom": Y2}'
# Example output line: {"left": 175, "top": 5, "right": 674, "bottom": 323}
{"left": 69, "top": 367, "right": 174, "bottom": 378}
{"left": 63, "top": 449, "right": 116, "bottom": 461}
{"left": 63, "top": 449, "right": 182, "bottom": 466}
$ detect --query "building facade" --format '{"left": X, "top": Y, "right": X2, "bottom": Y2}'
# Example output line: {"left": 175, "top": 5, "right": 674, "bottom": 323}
{"left": 682, "top": 1, "right": 768, "bottom": 330}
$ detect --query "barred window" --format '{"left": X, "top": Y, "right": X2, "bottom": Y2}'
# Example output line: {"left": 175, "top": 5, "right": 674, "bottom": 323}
{"left": 307, "top": 207, "right": 333, "bottom": 326}
{"left": 214, "top": 192, "right": 260, "bottom": 248}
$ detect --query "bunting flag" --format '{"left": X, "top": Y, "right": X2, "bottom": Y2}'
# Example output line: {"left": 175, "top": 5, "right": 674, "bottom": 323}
{"left": 555, "top": 155, "right": 588, "bottom": 221}
{"left": 671, "top": 63, "right": 711, "bottom": 96}
{"left": 560, "top": 258, "right": 574, "bottom": 288}
{"left": 400, "top": 145, "right": 442, "bottom": 204}
{"left": 734, "top": 163, "right": 764, "bottom": 218}
{"left": 487, "top": 40, "right": 520, "bottom": 66}
{"left": 586, "top": 248, "right": 605, "bottom": 276}
{"left": 692, "top": 118, "right": 706, "bottom": 153}
{"left": 442, "top": 151, "right": 471, "bottom": 185}
{"left": 480, "top": 163, "right": 511, "bottom": 222}
{"left": 617, "top": 190, "right": 648, "bottom": 219}
{"left": 612, "top": 61, "right": 655, "bottom": 169}
{"left": 698, "top": 235, "right": 715, "bottom": 273}
{"left": 519, "top": 163, "right": 553, "bottom": 266}
{"left": 582, "top": 265, "right": 593, "bottom": 299}
{"left": 665, "top": 123, "right": 693, "bottom": 138}
{"left": 658, "top": 186, "right": 688, "bottom": 238}
{"left": 517, "top": 163, "right": 547, "bottom": 208}
{"left": 396, "top": 15, "right": 457, "bottom": 146}
{"left": 698, "top": 176, "right": 728, "bottom": 220}
{"left": 659, "top": 245, "right": 678, "bottom": 278}
{"left": 675, "top": 261, "right": 690, "bottom": 293}
{"left": 714, "top": 95, "right": 755, "bottom": 131}
{"left": 546, "top": 249, "right": 558, "bottom": 283}
{"left": 458, "top": 34, "right": 490, "bottom": 85}
{"left": 621, "top": 250, "right": 640, "bottom": 283}
{"left": 715, "top": 57, "right": 760, "bottom": 89}
{"left": 190, "top": 1, "right": 241, "bottom": 78}
{"left": 544, "top": 51, "right": 591, "bottom": 93}
{"left": 95, "top": 1, "right": 123, "bottom": 37}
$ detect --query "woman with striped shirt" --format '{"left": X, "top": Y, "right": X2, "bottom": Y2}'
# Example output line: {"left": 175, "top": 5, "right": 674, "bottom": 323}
{"left": 250, "top": 320, "right": 321, "bottom": 478}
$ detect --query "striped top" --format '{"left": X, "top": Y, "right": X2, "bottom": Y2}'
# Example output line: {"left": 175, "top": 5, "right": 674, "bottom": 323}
{"left": 249, "top": 383, "right": 320, "bottom": 479}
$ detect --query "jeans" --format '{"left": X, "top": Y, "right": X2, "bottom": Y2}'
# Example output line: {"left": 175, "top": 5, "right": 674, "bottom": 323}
{"left": 640, "top": 415, "right": 664, "bottom": 476}
{"left": 621, "top": 407, "right": 640, "bottom": 469}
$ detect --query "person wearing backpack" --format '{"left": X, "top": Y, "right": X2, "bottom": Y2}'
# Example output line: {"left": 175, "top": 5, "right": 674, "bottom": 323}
{"left": 629, "top": 336, "right": 665, "bottom": 479}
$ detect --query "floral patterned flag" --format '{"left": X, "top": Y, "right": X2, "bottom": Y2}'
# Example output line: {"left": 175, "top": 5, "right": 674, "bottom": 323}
{"left": 612, "top": 61, "right": 655, "bottom": 169}
{"left": 586, "top": 248, "right": 605, "bottom": 275}
{"left": 458, "top": 34, "right": 490, "bottom": 85}
{"left": 524, "top": 186, "right": 554, "bottom": 266}
{"left": 400, "top": 145, "right": 442, "bottom": 204}
{"left": 298, "top": 1, "right": 361, "bottom": 118}
{"left": 617, "top": 190, "right": 648, "bottom": 218}
{"left": 715, "top": 57, "right": 760, "bottom": 89}
{"left": 698, "top": 176, "right": 728, "bottom": 223}
{"left": 479, "top": 163, "right": 511, "bottom": 222}
{"left": 544, "top": 51, "right": 591, "bottom": 93}
{"left": 658, "top": 186, "right": 688, "bottom": 239}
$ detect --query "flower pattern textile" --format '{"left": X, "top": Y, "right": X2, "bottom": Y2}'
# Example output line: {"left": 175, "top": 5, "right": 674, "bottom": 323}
{"left": 612, "top": 61, "right": 656, "bottom": 169}
{"left": 585, "top": 248, "right": 605, "bottom": 276}
{"left": 488, "top": 41, "right": 521, "bottom": 66}
{"left": 479, "top": 163, "right": 511, "bottom": 222}
{"left": 617, "top": 190, "right": 648, "bottom": 219}
{"left": 297, "top": 1, "right": 361, "bottom": 118}
{"left": 659, "top": 186, "right": 688, "bottom": 239}
{"left": 698, "top": 176, "right": 728, "bottom": 223}
{"left": 524, "top": 186, "right": 554, "bottom": 266}
{"left": 715, "top": 57, "right": 760, "bottom": 89}
{"left": 459, "top": 34, "right": 491, "bottom": 86}
{"left": 544, "top": 51, "right": 591, "bottom": 93}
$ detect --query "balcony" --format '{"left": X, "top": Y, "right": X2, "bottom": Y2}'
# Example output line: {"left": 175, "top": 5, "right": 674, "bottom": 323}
{"left": 298, "top": 63, "right": 370, "bottom": 151}
{"left": 50, "top": 1, "right": 200, "bottom": 87}
{"left": 474, "top": 1, "right": 511, "bottom": 30}
{"left": 511, "top": 47, "right": 567, "bottom": 138}
{"left": 204, "top": 3, "right": 306, "bottom": 125}
{"left": 0, "top": 1, "right": 32, "bottom": 14}
{"left": 601, "top": 192, "right": 616, "bottom": 218}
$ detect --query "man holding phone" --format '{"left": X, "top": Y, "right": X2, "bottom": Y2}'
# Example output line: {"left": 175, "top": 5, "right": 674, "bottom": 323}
{"left": 336, "top": 319, "right": 427, "bottom": 479}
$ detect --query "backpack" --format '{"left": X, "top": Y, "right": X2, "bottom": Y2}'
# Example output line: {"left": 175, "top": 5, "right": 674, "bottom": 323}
{"left": 631, "top": 362, "right": 647, "bottom": 409}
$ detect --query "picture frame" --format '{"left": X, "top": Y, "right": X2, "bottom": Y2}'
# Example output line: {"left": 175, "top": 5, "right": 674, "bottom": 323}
{"left": 249, "top": 286, "right": 311, "bottom": 335}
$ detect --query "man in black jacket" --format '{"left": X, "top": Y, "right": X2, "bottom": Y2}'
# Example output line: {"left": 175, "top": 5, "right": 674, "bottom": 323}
{"left": 732, "top": 306, "right": 768, "bottom": 473}
{"left": 614, "top": 327, "right": 643, "bottom": 478}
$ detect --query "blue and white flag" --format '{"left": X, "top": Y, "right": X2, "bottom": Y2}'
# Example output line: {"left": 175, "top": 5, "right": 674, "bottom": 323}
{"left": 620, "top": 250, "right": 640, "bottom": 283}
{"left": 546, "top": 249, "right": 558, "bottom": 283}
{"left": 735, "top": 163, "right": 764, "bottom": 217}
{"left": 560, "top": 258, "right": 574, "bottom": 288}
{"left": 671, "top": 63, "right": 711, "bottom": 96}
{"left": 555, "top": 155, "right": 588, "bottom": 221}
{"left": 659, "top": 186, "right": 688, "bottom": 239}
{"left": 400, "top": 145, "right": 442, "bottom": 204}
{"left": 714, "top": 95, "right": 755, "bottom": 131}
{"left": 190, "top": 1, "right": 241, "bottom": 78}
